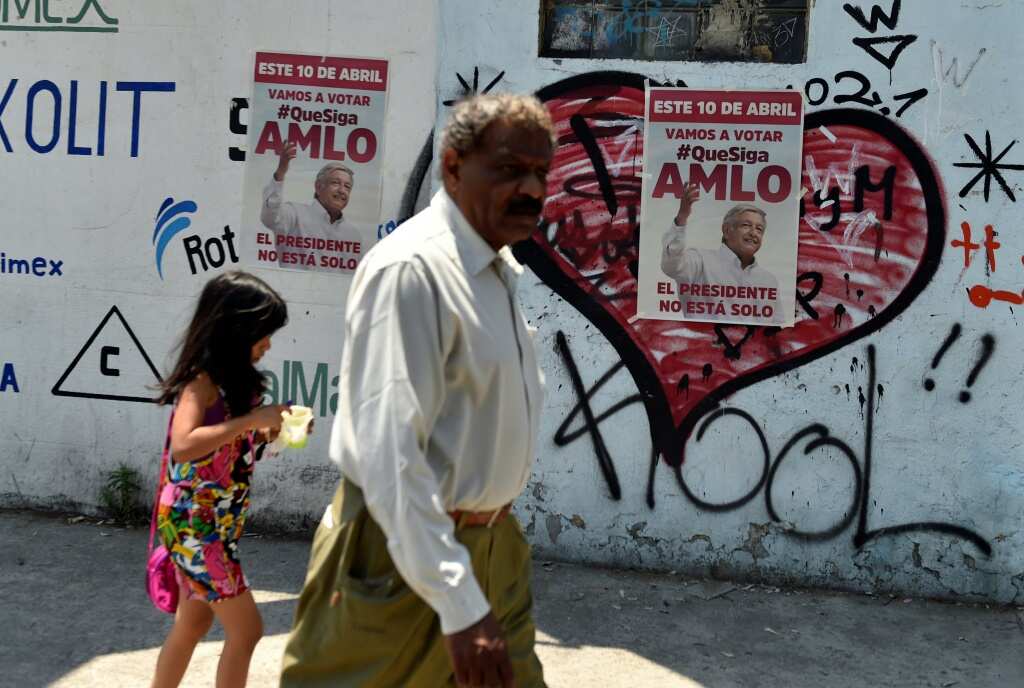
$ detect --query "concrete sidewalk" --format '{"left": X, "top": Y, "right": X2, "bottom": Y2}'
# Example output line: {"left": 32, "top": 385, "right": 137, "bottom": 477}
{"left": 1, "top": 510, "right": 1020, "bottom": 688}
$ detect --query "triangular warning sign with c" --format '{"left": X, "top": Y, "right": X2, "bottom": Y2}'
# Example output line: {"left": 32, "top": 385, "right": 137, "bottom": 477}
{"left": 52, "top": 306, "right": 163, "bottom": 403}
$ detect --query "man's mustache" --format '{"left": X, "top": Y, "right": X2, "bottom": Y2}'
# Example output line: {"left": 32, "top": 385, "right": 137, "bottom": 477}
{"left": 506, "top": 196, "right": 544, "bottom": 216}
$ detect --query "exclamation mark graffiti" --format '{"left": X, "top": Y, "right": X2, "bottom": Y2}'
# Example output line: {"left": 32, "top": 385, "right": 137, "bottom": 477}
{"left": 923, "top": 324, "right": 995, "bottom": 403}
{"left": 923, "top": 324, "right": 961, "bottom": 391}
{"left": 959, "top": 334, "right": 995, "bottom": 403}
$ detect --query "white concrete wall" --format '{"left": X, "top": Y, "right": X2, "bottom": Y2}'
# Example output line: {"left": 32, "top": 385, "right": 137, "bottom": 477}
{"left": 2, "top": 0, "right": 1022, "bottom": 604}
{"left": 0, "top": 0, "right": 439, "bottom": 525}
{"left": 426, "top": 0, "right": 1023, "bottom": 603}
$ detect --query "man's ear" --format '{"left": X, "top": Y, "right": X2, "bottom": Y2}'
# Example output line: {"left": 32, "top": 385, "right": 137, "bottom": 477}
{"left": 441, "top": 148, "right": 461, "bottom": 194}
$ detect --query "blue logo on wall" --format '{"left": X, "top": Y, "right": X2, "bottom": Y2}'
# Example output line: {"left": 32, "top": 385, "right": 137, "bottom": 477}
{"left": 153, "top": 197, "right": 198, "bottom": 279}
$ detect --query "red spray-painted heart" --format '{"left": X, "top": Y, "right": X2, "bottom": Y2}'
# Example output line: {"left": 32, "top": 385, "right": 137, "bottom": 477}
{"left": 515, "top": 72, "right": 946, "bottom": 466}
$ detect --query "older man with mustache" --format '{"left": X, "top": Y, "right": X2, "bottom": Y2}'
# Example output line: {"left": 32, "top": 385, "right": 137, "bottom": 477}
{"left": 281, "top": 93, "right": 554, "bottom": 688}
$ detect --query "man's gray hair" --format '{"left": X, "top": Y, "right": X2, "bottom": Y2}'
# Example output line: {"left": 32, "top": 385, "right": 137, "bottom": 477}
{"left": 440, "top": 94, "right": 556, "bottom": 156}
{"left": 722, "top": 204, "right": 767, "bottom": 229}
{"left": 315, "top": 162, "right": 355, "bottom": 187}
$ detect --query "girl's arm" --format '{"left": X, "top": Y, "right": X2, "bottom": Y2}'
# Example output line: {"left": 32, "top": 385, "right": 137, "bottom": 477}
{"left": 170, "top": 375, "right": 288, "bottom": 463}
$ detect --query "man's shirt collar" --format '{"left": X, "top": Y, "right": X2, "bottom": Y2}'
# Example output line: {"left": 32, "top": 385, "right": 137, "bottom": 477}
{"left": 718, "top": 243, "right": 758, "bottom": 272}
{"left": 432, "top": 190, "right": 525, "bottom": 290}
{"left": 314, "top": 198, "right": 346, "bottom": 226}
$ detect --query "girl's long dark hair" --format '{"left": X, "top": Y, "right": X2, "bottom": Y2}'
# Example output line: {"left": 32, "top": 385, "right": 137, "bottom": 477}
{"left": 157, "top": 271, "right": 287, "bottom": 417}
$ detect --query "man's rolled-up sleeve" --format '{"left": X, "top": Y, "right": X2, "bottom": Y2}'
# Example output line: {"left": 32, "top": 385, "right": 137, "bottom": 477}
{"left": 341, "top": 260, "right": 490, "bottom": 635}
{"left": 661, "top": 221, "right": 703, "bottom": 283}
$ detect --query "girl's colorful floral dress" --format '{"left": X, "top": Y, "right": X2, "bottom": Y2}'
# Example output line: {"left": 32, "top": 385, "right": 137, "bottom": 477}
{"left": 157, "top": 394, "right": 256, "bottom": 602}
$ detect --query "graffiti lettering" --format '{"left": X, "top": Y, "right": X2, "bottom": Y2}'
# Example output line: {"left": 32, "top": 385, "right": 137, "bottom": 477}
{"left": 555, "top": 334, "right": 992, "bottom": 555}
{"left": 797, "top": 71, "right": 927, "bottom": 119}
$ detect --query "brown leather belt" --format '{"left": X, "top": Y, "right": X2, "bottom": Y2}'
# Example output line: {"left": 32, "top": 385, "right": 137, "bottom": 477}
{"left": 448, "top": 503, "right": 512, "bottom": 529}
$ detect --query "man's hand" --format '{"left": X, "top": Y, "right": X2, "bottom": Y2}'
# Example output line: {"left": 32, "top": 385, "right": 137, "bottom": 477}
{"left": 274, "top": 140, "right": 298, "bottom": 181}
{"left": 674, "top": 182, "right": 700, "bottom": 226}
{"left": 443, "top": 612, "right": 516, "bottom": 688}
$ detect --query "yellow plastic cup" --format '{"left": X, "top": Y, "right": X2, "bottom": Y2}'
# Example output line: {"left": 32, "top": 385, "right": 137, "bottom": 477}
{"left": 279, "top": 405, "right": 314, "bottom": 449}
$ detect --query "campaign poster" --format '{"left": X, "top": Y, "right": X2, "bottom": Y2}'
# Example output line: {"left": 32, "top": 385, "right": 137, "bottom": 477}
{"left": 636, "top": 88, "right": 804, "bottom": 327}
{"left": 241, "top": 51, "right": 389, "bottom": 276}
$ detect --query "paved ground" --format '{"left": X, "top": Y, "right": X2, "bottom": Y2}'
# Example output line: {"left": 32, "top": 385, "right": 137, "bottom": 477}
{"left": 2, "top": 510, "right": 1021, "bottom": 688}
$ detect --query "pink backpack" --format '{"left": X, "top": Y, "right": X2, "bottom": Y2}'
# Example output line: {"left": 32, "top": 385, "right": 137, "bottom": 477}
{"left": 146, "top": 415, "right": 178, "bottom": 614}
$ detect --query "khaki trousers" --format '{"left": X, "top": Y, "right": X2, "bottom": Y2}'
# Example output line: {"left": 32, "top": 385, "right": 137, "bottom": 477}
{"left": 280, "top": 479, "right": 546, "bottom": 687}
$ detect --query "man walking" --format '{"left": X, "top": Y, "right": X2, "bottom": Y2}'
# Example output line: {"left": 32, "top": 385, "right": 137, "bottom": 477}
{"left": 280, "top": 93, "right": 555, "bottom": 688}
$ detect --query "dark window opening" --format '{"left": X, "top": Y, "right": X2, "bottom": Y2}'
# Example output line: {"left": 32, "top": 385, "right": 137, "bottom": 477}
{"left": 540, "top": 0, "right": 810, "bottom": 64}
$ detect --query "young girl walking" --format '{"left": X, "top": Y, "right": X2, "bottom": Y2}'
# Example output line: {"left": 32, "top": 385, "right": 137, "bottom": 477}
{"left": 150, "top": 271, "right": 293, "bottom": 688}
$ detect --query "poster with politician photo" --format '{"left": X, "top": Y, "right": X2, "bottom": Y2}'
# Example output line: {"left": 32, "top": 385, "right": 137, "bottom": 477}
{"left": 636, "top": 87, "right": 804, "bottom": 327}
{"left": 241, "top": 51, "right": 389, "bottom": 276}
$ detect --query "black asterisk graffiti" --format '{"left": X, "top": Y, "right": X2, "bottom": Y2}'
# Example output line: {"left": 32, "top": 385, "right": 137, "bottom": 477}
{"left": 953, "top": 131, "right": 1024, "bottom": 202}
{"left": 442, "top": 67, "right": 506, "bottom": 106}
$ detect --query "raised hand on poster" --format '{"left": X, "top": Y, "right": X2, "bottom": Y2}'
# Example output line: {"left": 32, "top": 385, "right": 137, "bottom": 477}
{"left": 673, "top": 182, "right": 701, "bottom": 226}
{"left": 274, "top": 140, "right": 298, "bottom": 182}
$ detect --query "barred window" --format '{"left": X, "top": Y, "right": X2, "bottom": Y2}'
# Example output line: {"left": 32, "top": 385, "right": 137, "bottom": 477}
{"left": 540, "top": 1, "right": 810, "bottom": 64}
